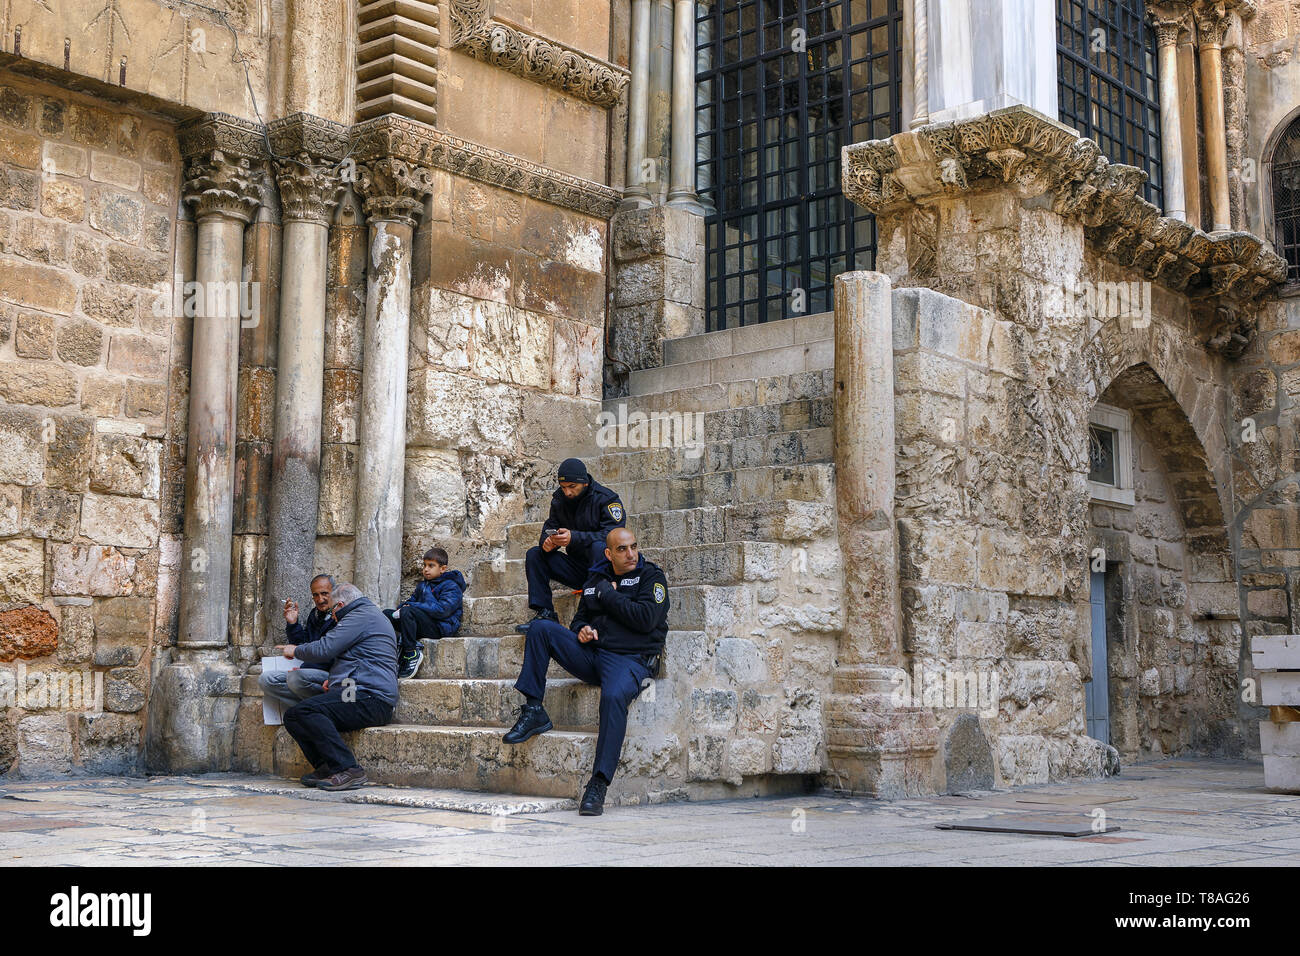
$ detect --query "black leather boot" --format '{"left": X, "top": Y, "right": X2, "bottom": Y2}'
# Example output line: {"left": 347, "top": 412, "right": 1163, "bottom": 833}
{"left": 502, "top": 703, "right": 553, "bottom": 744}
{"left": 579, "top": 775, "right": 608, "bottom": 816}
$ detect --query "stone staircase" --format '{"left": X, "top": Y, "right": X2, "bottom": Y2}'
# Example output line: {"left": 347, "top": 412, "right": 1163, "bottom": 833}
{"left": 273, "top": 313, "right": 845, "bottom": 805}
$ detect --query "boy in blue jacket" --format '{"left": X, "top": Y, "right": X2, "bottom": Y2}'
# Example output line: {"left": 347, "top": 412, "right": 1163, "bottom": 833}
{"left": 384, "top": 547, "right": 466, "bottom": 679}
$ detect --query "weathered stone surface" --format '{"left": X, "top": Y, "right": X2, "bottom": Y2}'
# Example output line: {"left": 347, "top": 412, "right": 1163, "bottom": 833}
{"left": 0, "top": 538, "right": 44, "bottom": 611}
{"left": 79, "top": 493, "right": 159, "bottom": 548}
{"left": 90, "top": 433, "right": 161, "bottom": 499}
{"left": 16, "top": 713, "right": 73, "bottom": 774}
{"left": 92, "top": 597, "right": 150, "bottom": 667}
{"left": 0, "top": 605, "right": 58, "bottom": 661}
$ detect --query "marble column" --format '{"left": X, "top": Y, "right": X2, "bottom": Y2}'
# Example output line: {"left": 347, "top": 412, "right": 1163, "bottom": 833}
{"left": 621, "top": 0, "right": 654, "bottom": 210}
{"left": 824, "top": 271, "right": 938, "bottom": 796}
{"left": 147, "top": 115, "right": 264, "bottom": 773}
{"left": 352, "top": 158, "right": 429, "bottom": 607}
{"left": 263, "top": 114, "right": 347, "bottom": 641}
{"left": 909, "top": 0, "right": 929, "bottom": 130}
{"left": 1176, "top": 25, "right": 1202, "bottom": 229}
{"left": 1150, "top": 10, "right": 1187, "bottom": 221}
{"left": 1196, "top": 5, "right": 1232, "bottom": 231}
{"left": 666, "top": 0, "right": 704, "bottom": 213}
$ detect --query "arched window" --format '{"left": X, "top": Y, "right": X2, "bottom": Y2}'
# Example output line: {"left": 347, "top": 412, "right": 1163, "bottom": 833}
{"left": 1057, "top": 0, "right": 1164, "bottom": 209}
{"left": 1271, "top": 117, "right": 1300, "bottom": 283}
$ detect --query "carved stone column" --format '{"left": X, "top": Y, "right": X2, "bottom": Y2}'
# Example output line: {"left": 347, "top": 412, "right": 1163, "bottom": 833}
{"left": 1150, "top": 9, "right": 1187, "bottom": 221}
{"left": 147, "top": 114, "right": 264, "bottom": 773}
{"left": 622, "top": 0, "right": 654, "bottom": 210}
{"left": 263, "top": 114, "right": 347, "bottom": 642}
{"left": 666, "top": 0, "right": 704, "bottom": 213}
{"left": 824, "top": 272, "right": 938, "bottom": 797}
{"left": 909, "top": 0, "right": 929, "bottom": 130}
{"left": 1176, "top": 21, "right": 1202, "bottom": 228}
{"left": 352, "top": 157, "right": 432, "bottom": 606}
{"left": 1195, "top": 3, "right": 1232, "bottom": 231}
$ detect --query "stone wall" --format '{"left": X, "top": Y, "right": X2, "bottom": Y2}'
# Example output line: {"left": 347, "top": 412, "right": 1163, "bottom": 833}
{"left": 877, "top": 186, "right": 1249, "bottom": 787}
{"left": 0, "top": 71, "right": 181, "bottom": 775}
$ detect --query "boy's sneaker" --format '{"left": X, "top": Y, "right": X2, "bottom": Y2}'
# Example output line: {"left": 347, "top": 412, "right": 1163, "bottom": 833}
{"left": 397, "top": 644, "right": 424, "bottom": 679}
{"left": 514, "top": 608, "right": 558, "bottom": 634}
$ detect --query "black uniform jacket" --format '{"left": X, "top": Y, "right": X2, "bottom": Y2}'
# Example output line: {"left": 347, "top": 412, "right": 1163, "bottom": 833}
{"left": 568, "top": 555, "right": 670, "bottom": 658}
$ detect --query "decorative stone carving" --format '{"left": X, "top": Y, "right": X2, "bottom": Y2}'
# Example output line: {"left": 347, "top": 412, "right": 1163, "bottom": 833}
{"left": 269, "top": 114, "right": 349, "bottom": 224}
{"left": 841, "top": 106, "right": 1287, "bottom": 318}
{"left": 448, "top": 0, "right": 630, "bottom": 108}
{"left": 179, "top": 113, "right": 267, "bottom": 223}
{"left": 354, "top": 158, "right": 435, "bottom": 226}
{"left": 351, "top": 114, "right": 620, "bottom": 218}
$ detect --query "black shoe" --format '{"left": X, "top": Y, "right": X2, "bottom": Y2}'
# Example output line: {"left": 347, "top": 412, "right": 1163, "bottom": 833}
{"left": 579, "top": 775, "right": 608, "bottom": 816}
{"left": 502, "top": 703, "right": 553, "bottom": 744}
{"left": 300, "top": 768, "right": 329, "bottom": 788}
{"left": 398, "top": 643, "right": 424, "bottom": 679}
{"left": 317, "top": 766, "right": 368, "bottom": 791}
{"left": 515, "top": 609, "right": 558, "bottom": 634}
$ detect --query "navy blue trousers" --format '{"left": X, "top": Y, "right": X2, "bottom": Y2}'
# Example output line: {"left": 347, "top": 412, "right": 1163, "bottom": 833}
{"left": 524, "top": 545, "right": 589, "bottom": 612}
{"left": 514, "top": 619, "right": 651, "bottom": 782}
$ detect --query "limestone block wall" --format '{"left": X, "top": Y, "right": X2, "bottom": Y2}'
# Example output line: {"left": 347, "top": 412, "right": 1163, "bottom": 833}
{"left": 0, "top": 72, "right": 182, "bottom": 776}
{"left": 877, "top": 189, "right": 1249, "bottom": 787}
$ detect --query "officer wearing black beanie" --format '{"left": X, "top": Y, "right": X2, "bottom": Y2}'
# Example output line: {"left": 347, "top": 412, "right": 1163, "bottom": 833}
{"left": 516, "top": 458, "right": 627, "bottom": 633}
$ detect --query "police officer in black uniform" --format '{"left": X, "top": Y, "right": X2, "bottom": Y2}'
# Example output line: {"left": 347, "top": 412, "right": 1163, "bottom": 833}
{"left": 516, "top": 458, "right": 627, "bottom": 634}
{"left": 504, "top": 526, "right": 669, "bottom": 815}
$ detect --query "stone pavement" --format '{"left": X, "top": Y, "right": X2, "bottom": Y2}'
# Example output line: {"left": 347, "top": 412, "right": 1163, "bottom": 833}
{"left": 1, "top": 757, "right": 1298, "bottom": 866}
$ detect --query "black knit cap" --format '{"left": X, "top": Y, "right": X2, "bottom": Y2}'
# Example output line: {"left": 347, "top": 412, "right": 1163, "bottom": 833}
{"left": 557, "top": 458, "right": 589, "bottom": 483}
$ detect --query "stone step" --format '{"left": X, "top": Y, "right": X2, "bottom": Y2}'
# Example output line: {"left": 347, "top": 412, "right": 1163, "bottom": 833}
{"left": 660, "top": 312, "right": 833, "bottom": 368}
{"left": 479, "top": 501, "right": 832, "bottom": 594}
{"left": 415, "top": 630, "right": 707, "bottom": 680}
{"left": 460, "top": 591, "right": 580, "bottom": 635}
{"left": 352, "top": 724, "right": 597, "bottom": 798}
{"left": 393, "top": 677, "right": 601, "bottom": 732}
{"left": 627, "top": 339, "right": 834, "bottom": 397}
{"left": 603, "top": 367, "right": 833, "bottom": 418}
{"left": 597, "top": 424, "right": 832, "bottom": 484}
{"left": 610, "top": 461, "right": 835, "bottom": 514}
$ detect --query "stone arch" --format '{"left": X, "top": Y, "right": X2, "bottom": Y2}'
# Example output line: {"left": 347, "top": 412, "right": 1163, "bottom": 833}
{"left": 1084, "top": 359, "right": 1243, "bottom": 758}
{"left": 1078, "top": 319, "right": 1234, "bottom": 557}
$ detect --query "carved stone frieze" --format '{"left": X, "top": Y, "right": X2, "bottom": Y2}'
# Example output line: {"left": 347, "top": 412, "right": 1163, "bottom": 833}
{"left": 351, "top": 114, "right": 620, "bottom": 218}
{"left": 841, "top": 105, "right": 1287, "bottom": 339}
{"left": 447, "top": 0, "right": 629, "bottom": 108}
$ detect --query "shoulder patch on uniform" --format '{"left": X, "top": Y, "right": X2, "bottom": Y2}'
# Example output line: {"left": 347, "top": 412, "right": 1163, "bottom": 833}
{"left": 607, "top": 501, "right": 624, "bottom": 522}
{"left": 653, "top": 582, "right": 666, "bottom": 604}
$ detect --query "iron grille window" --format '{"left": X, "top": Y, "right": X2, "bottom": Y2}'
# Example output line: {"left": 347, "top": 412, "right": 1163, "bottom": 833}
{"left": 1273, "top": 119, "right": 1300, "bottom": 283}
{"left": 696, "top": 0, "right": 902, "bottom": 331}
{"left": 1057, "top": 0, "right": 1164, "bottom": 210}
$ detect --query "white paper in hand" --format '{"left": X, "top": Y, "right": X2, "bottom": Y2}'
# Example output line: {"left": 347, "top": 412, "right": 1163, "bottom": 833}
{"left": 261, "top": 655, "right": 298, "bottom": 726}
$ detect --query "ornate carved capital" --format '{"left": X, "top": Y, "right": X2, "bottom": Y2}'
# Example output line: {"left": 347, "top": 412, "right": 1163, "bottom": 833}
{"left": 841, "top": 105, "right": 1287, "bottom": 328}
{"left": 448, "top": 0, "right": 629, "bottom": 108}
{"left": 1194, "top": 1, "right": 1230, "bottom": 46}
{"left": 350, "top": 114, "right": 620, "bottom": 218}
{"left": 268, "top": 114, "right": 349, "bottom": 225}
{"left": 179, "top": 113, "right": 267, "bottom": 224}
{"left": 355, "top": 158, "right": 434, "bottom": 227}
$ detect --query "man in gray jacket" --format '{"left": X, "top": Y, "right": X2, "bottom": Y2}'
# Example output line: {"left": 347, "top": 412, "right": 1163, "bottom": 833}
{"left": 276, "top": 582, "right": 398, "bottom": 791}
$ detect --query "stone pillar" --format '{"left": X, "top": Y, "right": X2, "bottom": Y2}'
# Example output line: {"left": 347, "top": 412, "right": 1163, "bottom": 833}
{"left": 263, "top": 115, "right": 347, "bottom": 641}
{"left": 1150, "top": 10, "right": 1187, "bottom": 221}
{"left": 622, "top": 0, "right": 654, "bottom": 210}
{"left": 147, "top": 115, "right": 264, "bottom": 773}
{"left": 352, "top": 158, "right": 428, "bottom": 607}
{"left": 1176, "top": 20, "right": 1202, "bottom": 229}
{"left": 824, "top": 271, "right": 938, "bottom": 796}
{"left": 1196, "top": 5, "right": 1232, "bottom": 231}
{"left": 909, "top": 0, "right": 929, "bottom": 130}
{"left": 666, "top": 0, "right": 704, "bottom": 213}
{"left": 647, "top": 0, "right": 675, "bottom": 203}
